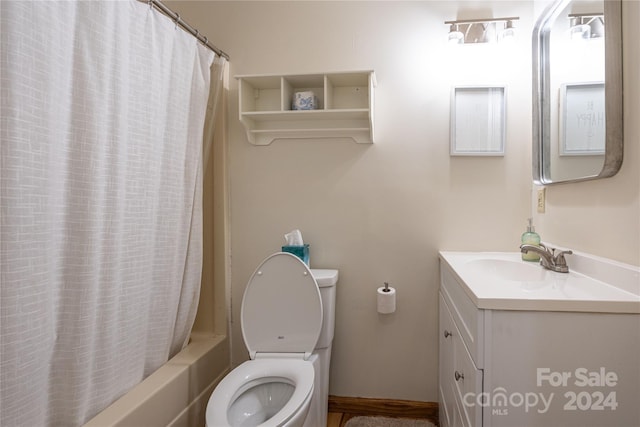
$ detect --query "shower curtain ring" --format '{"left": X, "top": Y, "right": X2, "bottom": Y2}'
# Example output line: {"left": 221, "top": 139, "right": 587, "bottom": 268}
{"left": 174, "top": 13, "right": 180, "bottom": 29}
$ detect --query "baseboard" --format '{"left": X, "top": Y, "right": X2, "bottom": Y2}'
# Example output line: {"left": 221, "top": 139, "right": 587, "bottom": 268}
{"left": 328, "top": 395, "right": 439, "bottom": 425}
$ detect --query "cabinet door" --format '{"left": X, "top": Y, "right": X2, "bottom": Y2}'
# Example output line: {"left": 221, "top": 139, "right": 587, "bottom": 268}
{"left": 441, "top": 291, "right": 484, "bottom": 427}
{"left": 454, "top": 333, "right": 483, "bottom": 427}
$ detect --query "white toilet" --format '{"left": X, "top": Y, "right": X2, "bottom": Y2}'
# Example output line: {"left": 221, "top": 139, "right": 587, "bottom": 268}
{"left": 206, "top": 252, "right": 338, "bottom": 427}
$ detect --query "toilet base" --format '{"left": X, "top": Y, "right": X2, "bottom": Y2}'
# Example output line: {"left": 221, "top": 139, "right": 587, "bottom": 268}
{"left": 303, "top": 345, "right": 332, "bottom": 427}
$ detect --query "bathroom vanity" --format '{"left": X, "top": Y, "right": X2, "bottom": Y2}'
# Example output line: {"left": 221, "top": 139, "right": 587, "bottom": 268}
{"left": 438, "top": 251, "right": 640, "bottom": 427}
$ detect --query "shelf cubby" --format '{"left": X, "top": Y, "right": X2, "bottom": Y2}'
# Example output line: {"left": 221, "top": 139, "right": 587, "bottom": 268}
{"left": 236, "top": 71, "right": 375, "bottom": 145}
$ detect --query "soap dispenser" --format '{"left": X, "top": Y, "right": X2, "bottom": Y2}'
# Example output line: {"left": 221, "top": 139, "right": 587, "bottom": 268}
{"left": 521, "top": 218, "right": 541, "bottom": 262}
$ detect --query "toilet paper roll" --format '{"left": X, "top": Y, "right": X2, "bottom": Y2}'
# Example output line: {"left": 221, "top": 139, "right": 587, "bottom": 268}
{"left": 377, "top": 286, "right": 396, "bottom": 314}
{"left": 292, "top": 91, "right": 319, "bottom": 110}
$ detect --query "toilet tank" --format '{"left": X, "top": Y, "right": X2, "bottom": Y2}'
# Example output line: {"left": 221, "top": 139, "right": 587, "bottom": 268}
{"left": 310, "top": 269, "right": 338, "bottom": 349}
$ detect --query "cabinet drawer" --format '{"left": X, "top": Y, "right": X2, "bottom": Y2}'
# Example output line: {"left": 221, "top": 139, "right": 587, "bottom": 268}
{"left": 439, "top": 293, "right": 457, "bottom": 427}
{"left": 441, "top": 263, "right": 484, "bottom": 367}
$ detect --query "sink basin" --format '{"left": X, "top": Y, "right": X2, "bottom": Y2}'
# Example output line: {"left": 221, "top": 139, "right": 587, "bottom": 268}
{"left": 464, "top": 258, "right": 547, "bottom": 282}
{"left": 439, "top": 251, "right": 640, "bottom": 313}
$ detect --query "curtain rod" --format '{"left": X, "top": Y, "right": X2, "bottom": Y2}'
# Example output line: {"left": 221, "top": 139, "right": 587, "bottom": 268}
{"left": 145, "top": 0, "right": 230, "bottom": 60}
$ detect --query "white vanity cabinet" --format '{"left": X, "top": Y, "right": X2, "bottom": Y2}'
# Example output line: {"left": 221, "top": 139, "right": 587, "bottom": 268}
{"left": 236, "top": 71, "right": 375, "bottom": 145}
{"left": 439, "top": 256, "right": 640, "bottom": 427}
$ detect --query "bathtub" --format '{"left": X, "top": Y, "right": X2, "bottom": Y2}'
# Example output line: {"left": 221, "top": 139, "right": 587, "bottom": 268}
{"left": 84, "top": 333, "right": 230, "bottom": 427}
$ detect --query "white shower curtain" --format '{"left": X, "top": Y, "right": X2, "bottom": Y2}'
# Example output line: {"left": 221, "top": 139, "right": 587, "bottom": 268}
{"left": 0, "top": 1, "right": 216, "bottom": 425}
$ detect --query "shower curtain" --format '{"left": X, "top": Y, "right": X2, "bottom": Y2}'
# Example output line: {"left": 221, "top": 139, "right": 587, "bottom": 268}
{"left": 0, "top": 1, "right": 221, "bottom": 425}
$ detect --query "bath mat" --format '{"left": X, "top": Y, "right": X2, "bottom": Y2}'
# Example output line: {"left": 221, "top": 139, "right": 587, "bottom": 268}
{"left": 344, "top": 415, "right": 436, "bottom": 427}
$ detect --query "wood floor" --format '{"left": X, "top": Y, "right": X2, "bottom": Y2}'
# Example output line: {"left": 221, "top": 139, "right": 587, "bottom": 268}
{"left": 326, "top": 411, "right": 356, "bottom": 427}
{"left": 326, "top": 396, "right": 439, "bottom": 427}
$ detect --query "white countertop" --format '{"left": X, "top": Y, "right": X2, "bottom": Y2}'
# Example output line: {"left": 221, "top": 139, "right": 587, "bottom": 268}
{"left": 439, "top": 251, "right": 640, "bottom": 313}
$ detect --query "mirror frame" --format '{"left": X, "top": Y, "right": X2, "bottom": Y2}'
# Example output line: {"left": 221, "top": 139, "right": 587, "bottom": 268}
{"left": 532, "top": 0, "right": 623, "bottom": 185}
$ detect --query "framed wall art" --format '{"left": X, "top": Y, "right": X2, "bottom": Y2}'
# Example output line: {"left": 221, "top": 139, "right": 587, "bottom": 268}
{"left": 450, "top": 86, "right": 506, "bottom": 156}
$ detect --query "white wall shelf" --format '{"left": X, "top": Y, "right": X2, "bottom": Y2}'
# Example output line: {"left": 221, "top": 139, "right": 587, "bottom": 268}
{"left": 236, "top": 71, "right": 376, "bottom": 145}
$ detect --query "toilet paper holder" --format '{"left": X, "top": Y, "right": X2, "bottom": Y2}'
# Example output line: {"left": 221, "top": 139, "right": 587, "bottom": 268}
{"left": 377, "top": 281, "right": 396, "bottom": 314}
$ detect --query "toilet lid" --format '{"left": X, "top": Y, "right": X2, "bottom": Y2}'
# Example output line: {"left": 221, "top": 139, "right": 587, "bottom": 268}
{"left": 241, "top": 252, "right": 323, "bottom": 360}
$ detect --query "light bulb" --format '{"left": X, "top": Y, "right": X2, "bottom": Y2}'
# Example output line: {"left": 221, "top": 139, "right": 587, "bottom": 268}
{"left": 448, "top": 24, "right": 464, "bottom": 44}
{"left": 499, "top": 20, "right": 516, "bottom": 43}
{"left": 570, "top": 23, "right": 591, "bottom": 41}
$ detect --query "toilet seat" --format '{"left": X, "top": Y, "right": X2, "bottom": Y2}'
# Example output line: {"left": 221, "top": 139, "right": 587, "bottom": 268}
{"left": 206, "top": 253, "right": 323, "bottom": 427}
{"left": 206, "top": 358, "right": 314, "bottom": 427}
{"left": 241, "top": 252, "right": 323, "bottom": 360}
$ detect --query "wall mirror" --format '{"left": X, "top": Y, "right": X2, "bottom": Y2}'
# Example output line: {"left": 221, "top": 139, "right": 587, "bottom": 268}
{"left": 532, "top": 0, "right": 623, "bottom": 184}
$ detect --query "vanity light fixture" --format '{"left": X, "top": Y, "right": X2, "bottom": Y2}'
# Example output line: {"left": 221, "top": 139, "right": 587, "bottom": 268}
{"left": 569, "top": 13, "right": 604, "bottom": 40}
{"left": 444, "top": 17, "right": 519, "bottom": 45}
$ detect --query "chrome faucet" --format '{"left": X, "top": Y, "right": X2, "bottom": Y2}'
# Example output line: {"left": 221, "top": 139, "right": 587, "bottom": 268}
{"left": 519, "top": 243, "right": 573, "bottom": 273}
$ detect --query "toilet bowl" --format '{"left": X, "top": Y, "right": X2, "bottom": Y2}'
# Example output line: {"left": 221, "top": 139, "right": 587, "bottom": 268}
{"left": 206, "top": 359, "right": 314, "bottom": 427}
{"left": 206, "top": 252, "right": 324, "bottom": 427}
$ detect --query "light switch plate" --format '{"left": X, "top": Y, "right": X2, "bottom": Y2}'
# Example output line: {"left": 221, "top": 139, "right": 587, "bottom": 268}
{"left": 537, "top": 188, "right": 546, "bottom": 213}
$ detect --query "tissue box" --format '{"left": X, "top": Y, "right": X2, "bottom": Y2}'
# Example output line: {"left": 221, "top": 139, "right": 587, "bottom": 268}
{"left": 292, "top": 91, "right": 319, "bottom": 110}
{"left": 282, "top": 244, "right": 310, "bottom": 265}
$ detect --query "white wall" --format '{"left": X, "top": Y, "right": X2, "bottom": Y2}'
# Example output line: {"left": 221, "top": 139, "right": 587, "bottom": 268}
{"left": 167, "top": 0, "right": 638, "bottom": 402}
